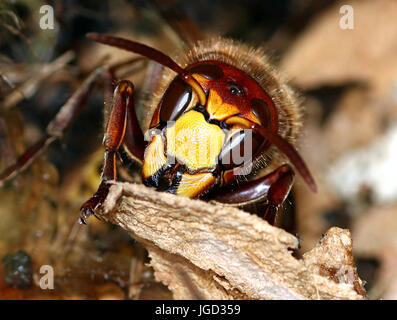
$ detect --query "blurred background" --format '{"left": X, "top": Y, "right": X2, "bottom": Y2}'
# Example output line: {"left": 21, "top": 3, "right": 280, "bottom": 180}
{"left": 0, "top": 0, "right": 396, "bottom": 299}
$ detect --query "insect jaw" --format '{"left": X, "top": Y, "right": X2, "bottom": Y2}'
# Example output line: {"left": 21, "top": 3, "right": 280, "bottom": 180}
{"left": 142, "top": 109, "right": 226, "bottom": 196}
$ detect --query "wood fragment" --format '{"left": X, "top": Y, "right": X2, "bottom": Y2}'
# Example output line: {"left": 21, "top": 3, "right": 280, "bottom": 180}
{"left": 96, "top": 181, "right": 366, "bottom": 300}
{"left": 303, "top": 227, "right": 366, "bottom": 296}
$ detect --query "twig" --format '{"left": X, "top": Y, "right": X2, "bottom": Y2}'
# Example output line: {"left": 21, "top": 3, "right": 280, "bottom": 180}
{"left": 2, "top": 51, "right": 75, "bottom": 110}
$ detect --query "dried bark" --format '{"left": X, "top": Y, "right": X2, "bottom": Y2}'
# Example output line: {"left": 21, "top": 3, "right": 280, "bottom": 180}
{"left": 96, "top": 181, "right": 366, "bottom": 300}
{"left": 303, "top": 227, "right": 366, "bottom": 296}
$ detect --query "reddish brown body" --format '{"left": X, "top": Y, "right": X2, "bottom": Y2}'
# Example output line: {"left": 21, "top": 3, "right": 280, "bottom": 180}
{"left": 80, "top": 34, "right": 316, "bottom": 224}
{"left": 0, "top": 33, "right": 316, "bottom": 225}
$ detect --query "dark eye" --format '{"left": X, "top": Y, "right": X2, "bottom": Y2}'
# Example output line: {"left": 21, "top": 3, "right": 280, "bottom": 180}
{"left": 160, "top": 77, "right": 192, "bottom": 122}
{"left": 228, "top": 83, "right": 243, "bottom": 95}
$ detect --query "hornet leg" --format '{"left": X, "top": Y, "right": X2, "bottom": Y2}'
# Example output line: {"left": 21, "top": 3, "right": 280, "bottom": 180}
{"left": 80, "top": 80, "right": 145, "bottom": 223}
{"left": 212, "top": 164, "right": 295, "bottom": 225}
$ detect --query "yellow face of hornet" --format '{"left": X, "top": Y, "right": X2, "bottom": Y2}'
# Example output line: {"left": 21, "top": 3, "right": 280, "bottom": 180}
{"left": 142, "top": 60, "right": 278, "bottom": 198}
{"left": 165, "top": 110, "right": 225, "bottom": 171}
